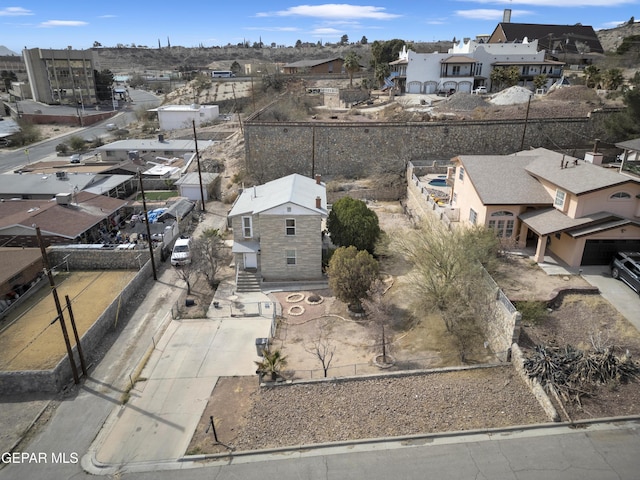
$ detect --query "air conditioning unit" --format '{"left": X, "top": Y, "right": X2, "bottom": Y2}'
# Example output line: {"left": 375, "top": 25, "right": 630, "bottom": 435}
{"left": 55, "top": 171, "right": 68, "bottom": 180}
{"left": 55, "top": 193, "right": 72, "bottom": 205}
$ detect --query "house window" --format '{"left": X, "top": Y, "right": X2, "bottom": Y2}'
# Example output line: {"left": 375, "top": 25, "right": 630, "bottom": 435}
{"left": 286, "top": 249, "right": 296, "bottom": 265}
{"left": 458, "top": 167, "right": 465, "bottom": 181}
{"left": 469, "top": 208, "right": 477, "bottom": 225}
{"left": 554, "top": 189, "right": 566, "bottom": 209}
{"left": 242, "top": 216, "right": 252, "bottom": 238}
{"left": 452, "top": 65, "right": 461, "bottom": 76}
{"left": 285, "top": 218, "right": 296, "bottom": 236}
{"left": 488, "top": 211, "right": 515, "bottom": 238}
{"left": 610, "top": 191, "right": 631, "bottom": 199}
{"left": 452, "top": 192, "right": 458, "bottom": 204}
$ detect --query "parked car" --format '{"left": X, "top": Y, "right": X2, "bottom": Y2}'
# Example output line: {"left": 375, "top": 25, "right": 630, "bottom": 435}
{"left": 473, "top": 86, "right": 487, "bottom": 95}
{"left": 610, "top": 252, "right": 640, "bottom": 294}
{"left": 106, "top": 123, "right": 117, "bottom": 131}
{"left": 171, "top": 237, "right": 192, "bottom": 266}
{"left": 70, "top": 154, "right": 81, "bottom": 163}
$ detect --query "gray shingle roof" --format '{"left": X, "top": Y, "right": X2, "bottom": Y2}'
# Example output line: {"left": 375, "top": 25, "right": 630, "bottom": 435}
{"left": 519, "top": 209, "right": 613, "bottom": 236}
{"left": 523, "top": 149, "right": 632, "bottom": 195}
{"left": 228, "top": 174, "right": 327, "bottom": 217}
{"left": 455, "top": 154, "right": 551, "bottom": 205}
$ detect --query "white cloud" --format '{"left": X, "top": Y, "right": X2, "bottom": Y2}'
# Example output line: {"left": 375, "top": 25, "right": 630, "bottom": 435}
{"left": 463, "top": 0, "right": 636, "bottom": 6}
{"left": 456, "top": 9, "right": 533, "bottom": 21}
{"left": 257, "top": 4, "right": 401, "bottom": 20}
{"left": 99, "top": 15, "right": 117, "bottom": 19}
{"left": 0, "top": 7, "right": 33, "bottom": 16}
{"left": 311, "top": 27, "right": 343, "bottom": 35}
{"left": 39, "top": 20, "right": 88, "bottom": 27}
{"left": 245, "top": 26, "right": 300, "bottom": 32}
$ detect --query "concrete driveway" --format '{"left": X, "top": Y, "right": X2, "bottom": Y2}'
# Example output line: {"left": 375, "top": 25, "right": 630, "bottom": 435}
{"left": 581, "top": 265, "right": 640, "bottom": 331}
{"left": 91, "top": 316, "right": 272, "bottom": 467}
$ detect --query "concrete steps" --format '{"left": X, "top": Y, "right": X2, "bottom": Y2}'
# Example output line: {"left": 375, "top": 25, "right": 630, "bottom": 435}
{"left": 236, "top": 270, "right": 261, "bottom": 292}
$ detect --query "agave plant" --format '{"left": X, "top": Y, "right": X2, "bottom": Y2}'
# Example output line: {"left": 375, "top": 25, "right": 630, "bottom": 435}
{"left": 255, "top": 348, "right": 288, "bottom": 381}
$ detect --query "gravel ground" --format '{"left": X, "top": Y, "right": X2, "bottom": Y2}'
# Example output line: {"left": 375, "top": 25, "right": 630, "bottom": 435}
{"left": 230, "top": 366, "right": 549, "bottom": 451}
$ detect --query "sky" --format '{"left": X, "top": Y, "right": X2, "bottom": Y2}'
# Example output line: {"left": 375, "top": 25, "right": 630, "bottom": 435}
{"left": 1, "top": 1, "right": 638, "bottom": 54}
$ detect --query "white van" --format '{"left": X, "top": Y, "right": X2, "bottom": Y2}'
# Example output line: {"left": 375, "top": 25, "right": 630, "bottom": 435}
{"left": 171, "top": 237, "right": 192, "bottom": 266}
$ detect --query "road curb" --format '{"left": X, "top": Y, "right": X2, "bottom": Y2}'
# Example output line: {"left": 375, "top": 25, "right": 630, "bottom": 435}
{"left": 81, "top": 416, "right": 640, "bottom": 474}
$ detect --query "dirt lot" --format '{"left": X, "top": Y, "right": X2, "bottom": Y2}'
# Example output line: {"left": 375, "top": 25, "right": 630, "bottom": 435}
{"left": 187, "top": 202, "right": 640, "bottom": 455}
{"left": 0, "top": 270, "right": 136, "bottom": 370}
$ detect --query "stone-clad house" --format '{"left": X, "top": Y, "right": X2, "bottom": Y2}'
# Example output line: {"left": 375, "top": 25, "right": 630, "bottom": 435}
{"left": 228, "top": 174, "right": 327, "bottom": 286}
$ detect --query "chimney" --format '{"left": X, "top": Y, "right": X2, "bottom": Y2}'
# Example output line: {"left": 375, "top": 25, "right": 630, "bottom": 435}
{"left": 315, "top": 174, "right": 321, "bottom": 185}
{"left": 315, "top": 196, "right": 321, "bottom": 209}
{"left": 158, "top": 134, "right": 164, "bottom": 142}
{"left": 503, "top": 8, "right": 511, "bottom": 23}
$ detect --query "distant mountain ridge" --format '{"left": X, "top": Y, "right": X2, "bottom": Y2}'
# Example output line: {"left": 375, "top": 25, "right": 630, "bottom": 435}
{"left": 0, "top": 46, "right": 19, "bottom": 56}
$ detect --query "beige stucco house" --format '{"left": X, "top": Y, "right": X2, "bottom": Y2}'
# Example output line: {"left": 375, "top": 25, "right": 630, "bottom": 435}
{"left": 450, "top": 148, "right": 640, "bottom": 267}
{"left": 228, "top": 174, "right": 327, "bottom": 285}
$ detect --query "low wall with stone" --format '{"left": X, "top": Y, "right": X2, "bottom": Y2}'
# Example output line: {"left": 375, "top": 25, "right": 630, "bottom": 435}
{"left": 48, "top": 246, "right": 154, "bottom": 271}
{"left": 0, "top": 260, "right": 154, "bottom": 394}
{"left": 510, "top": 343, "right": 560, "bottom": 422}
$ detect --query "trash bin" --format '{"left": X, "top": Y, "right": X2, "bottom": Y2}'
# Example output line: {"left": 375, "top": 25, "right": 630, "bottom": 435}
{"left": 255, "top": 338, "right": 268, "bottom": 356}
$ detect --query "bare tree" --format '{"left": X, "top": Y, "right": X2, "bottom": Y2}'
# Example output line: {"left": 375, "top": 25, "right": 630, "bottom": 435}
{"left": 362, "top": 279, "right": 393, "bottom": 364}
{"left": 305, "top": 326, "right": 336, "bottom": 377}
{"left": 174, "top": 261, "right": 197, "bottom": 295}
{"left": 193, "top": 228, "right": 227, "bottom": 288}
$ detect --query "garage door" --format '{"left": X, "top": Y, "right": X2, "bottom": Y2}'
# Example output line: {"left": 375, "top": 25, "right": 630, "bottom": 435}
{"left": 582, "top": 239, "right": 640, "bottom": 265}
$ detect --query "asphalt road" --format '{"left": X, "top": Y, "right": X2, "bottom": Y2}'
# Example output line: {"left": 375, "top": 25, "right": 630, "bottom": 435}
{"left": 0, "top": 89, "right": 160, "bottom": 174}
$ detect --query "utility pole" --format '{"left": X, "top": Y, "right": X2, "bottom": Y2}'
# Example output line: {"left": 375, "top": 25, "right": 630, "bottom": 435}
{"left": 65, "top": 294, "right": 87, "bottom": 376}
{"left": 138, "top": 170, "right": 157, "bottom": 280}
{"left": 192, "top": 119, "right": 206, "bottom": 212}
{"left": 519, "top": 95, "right": 532, "bottom": 151}
{"left": 35, "top": 226, "right": 79, "bottom": 384}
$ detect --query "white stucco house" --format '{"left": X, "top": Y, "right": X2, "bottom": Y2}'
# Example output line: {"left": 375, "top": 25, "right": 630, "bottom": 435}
{"left": 152, "top": 104, "right": 219, "bottom": 131}
{"left": 391, "top": 39, "right": 563, "bottom": 95}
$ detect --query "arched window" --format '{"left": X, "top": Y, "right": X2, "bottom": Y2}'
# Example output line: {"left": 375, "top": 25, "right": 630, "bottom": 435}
{"left": 488, "top": 211, "right": 515, "bottom": 238}
{"left": 609, "top": 191, "right": 631, "bottom": 200}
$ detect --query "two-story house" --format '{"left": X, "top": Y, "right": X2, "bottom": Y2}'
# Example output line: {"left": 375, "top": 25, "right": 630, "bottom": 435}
{"left": 228, "top": 174, "right": 327, "bottom": 286}
{"left": 390, "top": 39, "right": 563, "bottom": 95}
{"left": 450, "top": 148, "right": 640, "bottom": 267}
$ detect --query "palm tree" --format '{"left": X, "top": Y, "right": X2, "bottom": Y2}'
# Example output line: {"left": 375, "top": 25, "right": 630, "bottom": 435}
{"left": 602, "top": 68, "right": 624, "bottom": 91}
{"left": 343, "top": 52, "right": 361, "bottom": 88}
{"left": 255, "top": 348, "right": 288, "bottom": 381}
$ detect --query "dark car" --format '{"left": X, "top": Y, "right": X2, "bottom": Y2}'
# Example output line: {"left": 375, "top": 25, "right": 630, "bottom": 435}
{"left": 610, "top": 252, "right": 640, "bottom": 294}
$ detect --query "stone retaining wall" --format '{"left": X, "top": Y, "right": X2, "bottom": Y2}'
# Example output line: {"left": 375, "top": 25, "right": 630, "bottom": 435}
{"left": 245, "top": 110, "right": 614, "bottom": 183}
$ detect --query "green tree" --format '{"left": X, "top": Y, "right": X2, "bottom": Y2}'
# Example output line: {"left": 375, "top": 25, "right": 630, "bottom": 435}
{"left": 327, "top": 246, "right": 379, "bottom": 312}
{"left": 370, "top": 39, "right": 406, "bottom": 69}
{"left": 343, "top": 51, "right": 361, "bottom": 87}
{"left": 396, "top": 216, "right": 499, "bottom": 324}
{"left": 230, "top": 61, "right": 242, "bottom": 76}
{"left": 68, "top": 135, "right": 86, "bottom": 152}
{"left": 604, "top": 88, "right": 640, "bottom": 140}
{"left": 583, "top": 65, "right": 601, "bottom": 88}
{"left": 490, "top": 66, "right": 521, "bottom": 90}
{"left": 360, "top": 36, "right": 368, "bottom": 45}
{"left": 1, "top": 70, "right": 17, "bottom": 92}
{"left": 94, "top": 69, "right": 114, "bottom": 101}
{"left": 602, "top": 68, "right": 624, "bottom": 90}
{"left": 340, "top": 34, "right": 349, "bottom": 45}
{"left": 396, "top": 218, "right": 499, "bottom": 362}
{"left": 533, "top": 74, "right": 548, "bottom": 91}
{"left": 374, "top": 63, "right": 390, "bottom": 87}
{"left": 327, "top": 196, "right": 381, "bottom": 254}
{"left": 255, "top": 348, "right": 287, "bottom": 381}
{"left": 295, "top": 39, "right": 302, "bottom": 48}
